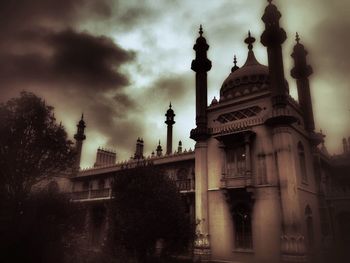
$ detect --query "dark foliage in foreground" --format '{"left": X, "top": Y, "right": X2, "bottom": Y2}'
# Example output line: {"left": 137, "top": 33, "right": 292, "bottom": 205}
{"left": 0, "top": 91, "right": 76, "bottom": 204}
{"left": 0, "top": 191, "right": 85, "bottom": 263}
{"left": 108, "top": 165, "right": 193, "bottom": 262}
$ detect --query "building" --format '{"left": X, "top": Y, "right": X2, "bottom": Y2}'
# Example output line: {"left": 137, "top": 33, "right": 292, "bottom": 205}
{"left": 60, "top": 1, "right": 350, "bottom": 262}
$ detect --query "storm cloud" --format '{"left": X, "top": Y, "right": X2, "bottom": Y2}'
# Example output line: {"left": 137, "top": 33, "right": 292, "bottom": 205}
{"left": 0, "top": 0, "right": 349, "bottom": 166}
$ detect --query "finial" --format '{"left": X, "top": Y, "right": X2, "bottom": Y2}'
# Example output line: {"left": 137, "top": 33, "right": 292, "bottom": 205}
{"left": 245, "top": 31, "right": 255, "bottom": 50}
{"left": 158, "top": 140, "right": 161, "bottom": 145}
{"left": 81, "top": 113, "right": 84, "bottom": 120}
{"left": 233, "top": 55, "right": 237, "bottom": 66}
{"left": 169, "top": 102, "right": 172, "bottom": 108}
{"left": 199, "top": 24, "right": 203, "bottom": 36}
{"left": 268, "top": 0, "right": 272, "bottom": 4}
{"left": 295, "top": 32, "right": 300, "bottom": 43}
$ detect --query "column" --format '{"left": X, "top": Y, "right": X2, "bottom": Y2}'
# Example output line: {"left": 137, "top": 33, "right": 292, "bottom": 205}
{"left": 194, "top": 141, "right": 210, "bottom": 258}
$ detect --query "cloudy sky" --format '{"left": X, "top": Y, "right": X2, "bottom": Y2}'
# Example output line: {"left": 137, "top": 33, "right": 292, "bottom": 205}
{"left": 0, "top": 0, "right": 349, "bottom": 167}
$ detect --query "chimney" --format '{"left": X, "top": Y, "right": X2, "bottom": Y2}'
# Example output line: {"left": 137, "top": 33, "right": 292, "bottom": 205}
{"left": 177, "top": 140, "right": 183, "bottom": 153}
{"left": 343, "top": 138, "right": 348, "bottom": 153}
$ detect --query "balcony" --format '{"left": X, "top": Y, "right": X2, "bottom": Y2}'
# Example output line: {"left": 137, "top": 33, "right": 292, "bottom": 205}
{"left": 71, "top": 188, "right": 112, "bottom": 201}
{"left": 221, "top": 169, "right": 252, "bottom": 189}
{"left": 176, "top": 179, "right": 195, "bottom": 193}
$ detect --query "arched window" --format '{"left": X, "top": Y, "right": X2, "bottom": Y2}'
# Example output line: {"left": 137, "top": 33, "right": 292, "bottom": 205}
{"left": 233, "top": 203, "right": 252, "bottom": 249}
{"left": 298, "top": 142, "right": 307, "bottom": 182}
{"left": 305, "top": 205, "right": 314, "bottom": 248}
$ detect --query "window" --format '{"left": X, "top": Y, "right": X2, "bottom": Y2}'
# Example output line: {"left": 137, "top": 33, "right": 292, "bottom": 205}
{"left": 98, "top": 179, "right": 105, "bottom": 189}
{"left": 226, "top": 145, "right": 246, "bottom": 177}
{"left": 233, "top": 203, "right": 253, "bottom": 249}
{"left": 298, "top": 142, "right": 307, "bottom": 182}
{"left": 305, "top": 205, "right": 313, "bottom": 248}
{"left": 83, "top": 181, "right": 89, "bottom": 191}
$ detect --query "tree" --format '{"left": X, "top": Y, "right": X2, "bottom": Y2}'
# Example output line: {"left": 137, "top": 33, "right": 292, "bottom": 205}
{"left": 0, "top": 190, "right": 85, "bottom": 263}
{"left": 0, "top": 91, "right": 76, "bottom": 204}
{"left": 108, "top": 165, "right": 193, "bottom": 262}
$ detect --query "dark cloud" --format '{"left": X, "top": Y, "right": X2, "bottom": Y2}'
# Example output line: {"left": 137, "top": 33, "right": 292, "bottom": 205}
{"left": 0, "top": 30, "right": 135, "bottom": 91}
{"left": 144, "top": 74, "right": 192, "bottom": 102}
{"left": 49, "top": 29, "right": 135, "bottom": 89}
{"left": 0, "top": 0, "right": 111, "bottom": 33}
{"left": 0, "top": 0, "right": 142, "bottom": 165}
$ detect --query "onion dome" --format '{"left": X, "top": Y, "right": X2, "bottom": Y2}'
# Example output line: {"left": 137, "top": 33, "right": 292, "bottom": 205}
{"left": 165, "top": 102, "right": 175, "bottom": 125}
{"left": 210, "top": 96, "right": 218, "bottom": 106}
{"left": 220, "top": 32, "right": 269, "bottom": 99}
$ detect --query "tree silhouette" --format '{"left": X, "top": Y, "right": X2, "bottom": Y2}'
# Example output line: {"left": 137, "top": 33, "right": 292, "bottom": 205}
{"left": 0, "top": 91, "right": 76, "bottom": 204}
{"left": 108, "top": 165, "right": 193, "bottom": 262}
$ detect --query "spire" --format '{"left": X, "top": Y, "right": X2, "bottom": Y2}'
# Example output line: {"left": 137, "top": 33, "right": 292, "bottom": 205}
{"left": 74, "top": 113, "right": 86, "bottom": 141}
{"left": 242, "top": 31, "right": 261, "bottom": 67}
{"left": 156, "top": 140, "right": 163, "bottom": 157}
{"left": 295, "top": 32, "right": 300, "bottom": 43}
{"left": 245, "top": 30, "right": 255, "bottom": 50}
{"left": 231, "top": 55, "right": 239, "bottom": 72}
{"left": 199, "top": 24, "right": 203, "bottom": 36}
{"left": 165, "top": 103, "right": 175, "bottom": 154}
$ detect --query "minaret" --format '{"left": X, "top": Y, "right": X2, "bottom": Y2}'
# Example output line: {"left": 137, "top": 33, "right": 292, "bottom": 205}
{"left": 190, "top": 24, "right": 212, "bottom": 141}
{"left": 177, "top": 141, "right": 182, "bottom": 153}
{"left": 156, "top": 140, "right": 162, "bottom": 157}
{"left": 261, "top": 1, "right": 305, "bottom": 262}
{"left": 190, "top": 25, "right": 212, "bottom": 259}
{"left": 261, "top": 0, "right": 288, "bottom": 107}
{"left": 291, "top": 33, "right": 315, "bottom": 132}
{"left": 165, "top": 103, "right": 175, "bottom": 155}
{"left": 74, "top": 114, "right": 86, "bottom": 170}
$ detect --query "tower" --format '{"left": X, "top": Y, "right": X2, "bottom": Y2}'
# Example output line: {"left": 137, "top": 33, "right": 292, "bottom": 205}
{"left": 190, "top": 25, "right": 212, "bottom": 259}
{"left": 165, "top": 103, "right": 175, "bottom": 155}
{"left": 190, "top": 24, "right": 212, "bottom": 141}
{"left": 291, "top": 33, "right": 315, "bottom": 132}
{"left": 261, "top": 1, "right": 306, "bottom": 261}
{"left": 74, "top": 114, "right": 86, "bottom": 170}
{"left": 156, "top": 140, "right": 162, "bottom": 157}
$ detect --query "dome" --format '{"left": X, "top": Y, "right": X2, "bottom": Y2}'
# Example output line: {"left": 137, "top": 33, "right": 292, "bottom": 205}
{"left": 220, "top": 33, "right": 270, "bottom": 99}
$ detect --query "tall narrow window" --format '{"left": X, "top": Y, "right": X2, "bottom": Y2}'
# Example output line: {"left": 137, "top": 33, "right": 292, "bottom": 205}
{"left": 298, "top": 142, "right": 307, "bottom": 182}
{"left": 305, "top": 205, "right": 313, "bottom": 248}
{"left": 233, "top": 203, "right": 252, "bottom": 249}
{"left": 226, "top": 145, "right": 246, "bottom": 177}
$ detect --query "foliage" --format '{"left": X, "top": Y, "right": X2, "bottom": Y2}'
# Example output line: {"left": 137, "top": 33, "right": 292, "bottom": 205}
{"left": 0, "top": 91, "right": 76, "bottom": 203}
{"left": 108, "top": 165, "right": 193, "bottom": 262}
{"left": 0, "top": 191, "right": 84, "bottom": 263}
